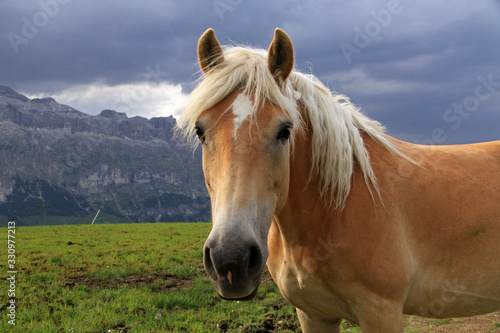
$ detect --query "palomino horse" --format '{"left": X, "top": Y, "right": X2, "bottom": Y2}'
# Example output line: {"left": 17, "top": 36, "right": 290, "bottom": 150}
{"left": 178, "top": 28, "right": 500, "bottom": 332}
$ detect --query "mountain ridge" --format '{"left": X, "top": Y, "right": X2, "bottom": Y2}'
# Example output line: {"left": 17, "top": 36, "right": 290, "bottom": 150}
{"left": 0, "top": 85, "right": 209, "bottom": 225}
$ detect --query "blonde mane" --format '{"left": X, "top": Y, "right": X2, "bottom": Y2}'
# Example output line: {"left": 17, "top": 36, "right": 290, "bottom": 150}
{"left": 177, "top": 46, "right": 401, "bottom": 209}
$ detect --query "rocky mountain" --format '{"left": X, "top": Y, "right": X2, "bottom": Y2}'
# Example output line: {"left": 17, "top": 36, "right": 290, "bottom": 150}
{"left": 0, "top": 85, "right": 210, "bottom": 225}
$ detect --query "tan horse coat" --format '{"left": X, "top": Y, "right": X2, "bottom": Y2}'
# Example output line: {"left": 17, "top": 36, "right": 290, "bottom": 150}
{"left": 269, "top": 125, "right": 500, "bottom": 331}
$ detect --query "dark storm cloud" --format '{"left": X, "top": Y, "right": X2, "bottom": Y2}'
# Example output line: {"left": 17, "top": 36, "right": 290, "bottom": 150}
{"left": 1, "top": 1, "right": 206, "bottom": 89}
{"left": 0, "top": 0, "right": 499, "bottom": 143}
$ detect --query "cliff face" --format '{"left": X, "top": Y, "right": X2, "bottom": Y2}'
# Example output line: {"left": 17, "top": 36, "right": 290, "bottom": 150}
{"left": 0, "top": 85, "right": 209, "bottom": 224}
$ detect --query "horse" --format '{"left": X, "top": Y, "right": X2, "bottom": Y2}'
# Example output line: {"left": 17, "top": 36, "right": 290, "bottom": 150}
{"left": 177, "top": 28, "right": 500, "bottom": 332}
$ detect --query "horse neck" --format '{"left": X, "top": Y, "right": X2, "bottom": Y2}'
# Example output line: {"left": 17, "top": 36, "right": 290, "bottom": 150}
{"left": 274, "top": 110, "right": 387, "bottom": 246}
{"left": 274, "top": 111, "right": 335, "bottom": 244}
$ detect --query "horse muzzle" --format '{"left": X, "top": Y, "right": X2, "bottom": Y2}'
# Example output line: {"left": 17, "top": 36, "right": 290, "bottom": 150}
{"left": 203, "top": 235, "right": 265, "bottom": 300}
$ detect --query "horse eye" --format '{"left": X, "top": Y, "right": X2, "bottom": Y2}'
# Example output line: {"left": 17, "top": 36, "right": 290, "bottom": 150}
{"left": 277, "top": 123, "right": 292, "bottom": 142}
{"left": 194, "top": 127, "right": 206, "bottom": 144}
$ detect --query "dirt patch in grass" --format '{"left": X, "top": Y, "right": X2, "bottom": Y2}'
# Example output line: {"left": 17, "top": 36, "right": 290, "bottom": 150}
{"left": 216, "top": 305, "right": 300, "bottom": 333}
{"left": 404, "top": 312, "right": 500, "bottom": 332}
{"left": 64, "top": 274, "right": 193, "bottom": 291}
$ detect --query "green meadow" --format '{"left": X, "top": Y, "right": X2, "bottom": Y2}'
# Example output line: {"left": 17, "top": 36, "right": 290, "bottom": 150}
{"left": 0, "top": 223, "right": 301, "bottom": 332}
{"left": 0, "top": 223, "right": 498, "bottom": 332}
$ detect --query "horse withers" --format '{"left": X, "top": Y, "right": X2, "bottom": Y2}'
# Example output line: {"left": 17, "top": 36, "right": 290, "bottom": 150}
{"left": 177, "top": 28, "right": 500, "bottom": 332}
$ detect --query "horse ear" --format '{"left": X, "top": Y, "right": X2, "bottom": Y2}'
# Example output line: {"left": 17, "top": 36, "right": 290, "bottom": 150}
{"left": 268, "top": 28, "right": 294, "bottom": 82}
{"left": 198, "top": 29, "right": 224, "bottom": 73}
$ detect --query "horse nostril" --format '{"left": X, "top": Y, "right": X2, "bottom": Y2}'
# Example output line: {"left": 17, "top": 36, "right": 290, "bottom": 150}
{"left": 247, "top": 245, "right": 262, "bottom": 276}
{"left": 204, "top": 246, "right": 217, "bottom": 280}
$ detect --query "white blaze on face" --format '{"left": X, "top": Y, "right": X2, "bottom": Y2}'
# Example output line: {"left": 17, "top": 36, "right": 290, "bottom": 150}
{"left": 231, "top": 93, "right": 253, "bottom": 138}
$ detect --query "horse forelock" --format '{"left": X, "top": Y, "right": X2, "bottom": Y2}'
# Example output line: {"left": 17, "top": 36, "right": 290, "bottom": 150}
{"left": 177, "top": 45, "right": 403, "bottom": 209}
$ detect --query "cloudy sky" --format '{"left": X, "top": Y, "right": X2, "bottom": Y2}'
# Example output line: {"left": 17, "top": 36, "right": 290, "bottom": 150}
{"left": 1, "top": 0, "right": 499, "bottom": 144}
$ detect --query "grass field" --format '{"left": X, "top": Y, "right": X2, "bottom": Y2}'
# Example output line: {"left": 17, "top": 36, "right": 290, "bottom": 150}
{"left": 1, "top": 223, "right": 499, "bottom": 332}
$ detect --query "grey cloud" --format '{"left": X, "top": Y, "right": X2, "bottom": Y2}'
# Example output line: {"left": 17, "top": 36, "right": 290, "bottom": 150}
{"left": 0, "top": 0, "right": 498, "bottom": 143}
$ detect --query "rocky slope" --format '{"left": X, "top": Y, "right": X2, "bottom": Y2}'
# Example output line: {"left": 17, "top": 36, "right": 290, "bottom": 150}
{"left": 0, "top": 85, "right": 209, "bottom": 224}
